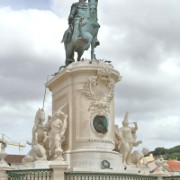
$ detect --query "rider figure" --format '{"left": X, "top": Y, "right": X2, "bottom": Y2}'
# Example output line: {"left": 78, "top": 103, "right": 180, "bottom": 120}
{"left": 68, "top": 0, "right": 88, "bottom": 40}
{"left": 68, "top": 0, "right": 88, "bottom": 25}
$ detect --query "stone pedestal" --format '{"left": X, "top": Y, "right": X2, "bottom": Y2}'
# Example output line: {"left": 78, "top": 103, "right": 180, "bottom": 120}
{"left": 47, "top": 60, "right": 121, "bottom": 171}
{"left": 65, "top": 149, "right": 123, "bottom": 172}
{"left": 34, "top": 160, "right": 50, "bottom": 169}
{"left": 0, "top": 151, "right": 8, "bottom": 168}
{"left": 0, "top": 165, "right": 15, "bottom": 180}
{"left": 50, "top": 161, "right": 68, "bottom": 180}
{"left": 19, "top": 160, "right": 50, "bottom": 170}
{"left": 0, "top": 168, "right": 9, "bottom": 180}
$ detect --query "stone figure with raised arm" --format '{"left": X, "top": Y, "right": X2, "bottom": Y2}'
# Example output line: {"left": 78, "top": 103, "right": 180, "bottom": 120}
{"left": 62, "top": 0, "right": 100, "bottom": 65}
{"left": 118, "top": 112, "right": 142, "bottom": 165}
{"left": 47, "top": 104, "right": 68, "bottom": 160}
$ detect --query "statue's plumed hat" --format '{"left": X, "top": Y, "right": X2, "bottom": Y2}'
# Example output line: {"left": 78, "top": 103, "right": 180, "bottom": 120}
{"left": 122, "top": 112, "right": 129, "bottom": 125}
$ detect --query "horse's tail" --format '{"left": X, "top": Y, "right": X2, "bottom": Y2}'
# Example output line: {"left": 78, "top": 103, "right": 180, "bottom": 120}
{"left": 61, "top": 31, "right": 67, "bottom": 43}
{"left": 61, "top": 28, "right": 72, "bottom": 43}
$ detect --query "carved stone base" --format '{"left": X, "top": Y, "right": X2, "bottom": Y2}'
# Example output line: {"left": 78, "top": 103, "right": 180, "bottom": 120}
{"left": 0, "top": 152, "right": 10, "bottom": 168}
{"left": 47, "top": 60, "right": 121, "bottom": 172}
{"left": 49, "top": 161, "right": 68, "bottom": 180}
{"left": 64, "top": 149, "right": 124, "bottom": 172}
{"left": 19, "top": 160, "right": 50, "bottom": 169}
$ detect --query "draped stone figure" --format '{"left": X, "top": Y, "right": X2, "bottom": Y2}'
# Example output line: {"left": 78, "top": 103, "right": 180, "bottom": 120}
{"left": 115, "top": 112, "right": 142, "bottom": 165}
{"left": 62, "top": 0, "right": 100, "bottom": 65}
{"left": 46, "top": 104, "right": 68, "bottom": 160}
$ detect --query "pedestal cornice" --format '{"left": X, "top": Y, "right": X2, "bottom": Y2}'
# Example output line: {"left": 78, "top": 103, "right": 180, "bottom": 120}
{"left": 46, "top": 60, "right": 121, "bottom": 91}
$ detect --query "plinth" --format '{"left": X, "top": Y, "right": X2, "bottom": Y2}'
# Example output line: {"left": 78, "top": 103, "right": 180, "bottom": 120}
{"left": 47, "top": 60, "right": 122, "bottom": 171}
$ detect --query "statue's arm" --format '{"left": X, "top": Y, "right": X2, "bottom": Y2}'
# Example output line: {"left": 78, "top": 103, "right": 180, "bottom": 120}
{"left": 68, "top": 4, "right": 77, "bottom": 25}
{"left": 133, "top": 140, "right": 142, "bottom": 147}
{"left": 59, "top": 119, "right": 67, "bottom": 139}
{"left": 133, "top": 122, "right": 138, "bottom": 131}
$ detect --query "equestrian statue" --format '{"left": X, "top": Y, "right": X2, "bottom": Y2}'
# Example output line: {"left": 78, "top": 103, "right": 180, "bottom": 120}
{"left": 62, "top": 0, "right": 100, "bottom": 66}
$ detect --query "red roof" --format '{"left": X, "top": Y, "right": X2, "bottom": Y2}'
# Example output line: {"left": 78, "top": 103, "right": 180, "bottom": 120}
{"left": 5, "top": 154, "right": 25, "bottom": 164}
{"left": 167, "top": 160, "right": 180, "bottom": 171}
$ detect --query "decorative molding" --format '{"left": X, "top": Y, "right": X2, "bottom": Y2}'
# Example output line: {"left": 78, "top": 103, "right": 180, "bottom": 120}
{"left": 81, "top": 67, "right": 115, "bottom": 118}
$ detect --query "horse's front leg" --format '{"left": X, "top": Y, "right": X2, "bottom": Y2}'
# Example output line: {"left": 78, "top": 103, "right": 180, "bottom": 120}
{"left": 65, "top": 43, "right": 75, "bottom": 65}
{"left": 91, "top": 47, "right": 95, "bottom": 60}
{"left": 91, "top": 38, "right": 96, "bottom": 60}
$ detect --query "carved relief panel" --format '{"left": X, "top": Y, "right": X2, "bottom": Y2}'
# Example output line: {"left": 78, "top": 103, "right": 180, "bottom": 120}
{"left": 81, "top": 67, "right": 115, "bottom": 135}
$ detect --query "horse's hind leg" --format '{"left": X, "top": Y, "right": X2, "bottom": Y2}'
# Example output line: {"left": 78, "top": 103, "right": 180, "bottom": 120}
{"left": 77, "top": 48, "right": 84, "bottom": 62}
{"left": 91, "top": 38, "right": 97, "bottom": 59}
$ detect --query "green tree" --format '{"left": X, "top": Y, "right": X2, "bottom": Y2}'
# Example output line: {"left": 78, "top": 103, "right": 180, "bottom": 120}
{"left": 165, "top": 152, "right": 180, "bottom": 160}
{"left": 167, "top": 146, "right": 180, "bottom": 154}
{"left": 153, "top": 147, "right": 167, "bottom": 156}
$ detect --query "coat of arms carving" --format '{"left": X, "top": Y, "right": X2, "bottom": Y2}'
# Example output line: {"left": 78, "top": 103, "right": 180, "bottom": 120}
{"left": 81, "top": 67, "right": 115, "bottom": 118}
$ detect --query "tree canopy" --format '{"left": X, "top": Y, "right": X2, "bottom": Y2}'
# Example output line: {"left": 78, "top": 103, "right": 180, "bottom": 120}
{"left": 150, "top": 145, "right": 180, "bottom": 160}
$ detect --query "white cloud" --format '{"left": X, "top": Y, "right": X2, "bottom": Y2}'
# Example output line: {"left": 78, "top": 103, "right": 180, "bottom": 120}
{"left": 160, "top": 59, "right": 179, "bottom": 76}
{"left": 0, "top": 6, "right": 65, "bottom": 154}
{"left": 0, "top": 6, "right": 67, "bottom": 61}
{"left": 137, "top": 115, "right": 180, "bottom": 150}
{"left": 0, "top": 0, "right": 180, "bottom": 154}
{"left": 50, "top": 0, "right": 74, "bottom": 17}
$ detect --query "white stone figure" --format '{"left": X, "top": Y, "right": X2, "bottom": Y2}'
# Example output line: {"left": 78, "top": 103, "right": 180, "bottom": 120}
{"left": 47, "top": 104, "right": 68, "bottom": 161}
{"left": 0, "top": 145, "right": 9, "bottom": 167}
{"left": 23, "top": 108, "right": 47, "bottom": 162}
{"left": 22, "top": 144, "right": 47, "bottom": 163}
{"left": 114, "top": 124, "right": 123, "bottom": 152}
{"left": 151, "top": 157, "right": 170, "bottom": 176}
{"left": 118, "top": 112, "right": 142, "bottom": 165}
{"left": 44, "top": 115, "right": 52, "bottom": 159}
{"left": 31, "top": 108, "right": 47, "bottom": 145}
{"left": 130, "top": 148, "right": 149, "bottom": 167}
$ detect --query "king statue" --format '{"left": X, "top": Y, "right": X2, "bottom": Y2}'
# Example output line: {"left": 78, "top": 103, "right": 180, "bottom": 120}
{"left": 62, "top": 0, "right": 100, "bottom": 66}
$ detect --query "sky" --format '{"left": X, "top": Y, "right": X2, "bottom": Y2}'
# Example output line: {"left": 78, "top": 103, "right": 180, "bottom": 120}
{"left": 0, "top": 0, "right": 180, "bottom": 155}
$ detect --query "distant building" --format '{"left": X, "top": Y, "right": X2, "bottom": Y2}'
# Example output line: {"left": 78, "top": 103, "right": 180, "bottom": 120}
{"left": 167, "top": 160, "right": 180, "bottom": 172}
{"left": 5, "top": 154, "right": 25, "bottom": 166}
